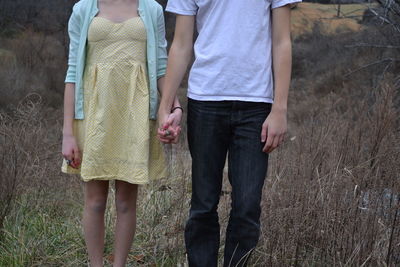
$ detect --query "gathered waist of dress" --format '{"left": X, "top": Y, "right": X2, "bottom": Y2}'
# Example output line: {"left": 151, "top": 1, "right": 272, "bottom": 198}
{"left": 85, "top": 58, "right": 147, "bottom": 68}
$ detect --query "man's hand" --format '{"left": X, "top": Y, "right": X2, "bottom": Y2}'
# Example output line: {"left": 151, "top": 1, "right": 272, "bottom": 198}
{"left": 261, "top": 108, "right": 287, "bottom": 153}
{"left": 261, "top": 5, "right": 292, "bottom": 153}
{"left": 156, "top": 15, "right": 194, "bottom": 144}
{"left": 157, "top": 108, "right": 182, "bottom": 144}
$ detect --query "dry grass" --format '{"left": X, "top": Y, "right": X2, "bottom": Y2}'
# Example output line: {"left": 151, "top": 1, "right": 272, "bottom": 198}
{"left": 0, "top": 3, "right": 399, "bottom": 267}
{"left": 0, "top": 29, "right": 66, "bottom": 109}
{"left": 0, "top": 96, "right": 190, "bottom": 266}
{"left": 0, "top": 79, "right": 398, "bottom": 267}
{"left": 291, "top": 3, "right": 378, "bottom": 38}
{"left": 255, "top": 82, "right": 400, "bottom": 266}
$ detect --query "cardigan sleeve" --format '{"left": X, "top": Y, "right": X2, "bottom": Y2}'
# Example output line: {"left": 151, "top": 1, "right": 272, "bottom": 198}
{"left": 65, "top": 3, "right": 82, "bottom": 83}
{"left": 156, "top": 6, "right": 168, "bottom": 79}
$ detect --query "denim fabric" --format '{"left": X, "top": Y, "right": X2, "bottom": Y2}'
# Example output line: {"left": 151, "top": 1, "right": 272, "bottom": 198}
{"left": 186, "top": 98, "right": 271, "bottom": 267}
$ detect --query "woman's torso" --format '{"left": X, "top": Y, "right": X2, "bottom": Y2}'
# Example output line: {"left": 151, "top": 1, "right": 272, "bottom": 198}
{"left": 86, "top": 16, "right": 147, "bottom": 66}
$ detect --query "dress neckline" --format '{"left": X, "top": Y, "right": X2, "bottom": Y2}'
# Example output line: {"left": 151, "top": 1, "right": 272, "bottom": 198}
{"left": 94, "top": 16, "right": 140, "bottom": 24}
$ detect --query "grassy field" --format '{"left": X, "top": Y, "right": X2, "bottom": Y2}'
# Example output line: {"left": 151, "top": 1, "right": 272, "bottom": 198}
{"left": 0, "top": 2, "right": 399, "bottom": 267}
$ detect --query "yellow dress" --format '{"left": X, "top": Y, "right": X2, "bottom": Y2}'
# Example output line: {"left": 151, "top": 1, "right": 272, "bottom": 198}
{"left": 61, "top": 17, "right": 167, "bottom": 184}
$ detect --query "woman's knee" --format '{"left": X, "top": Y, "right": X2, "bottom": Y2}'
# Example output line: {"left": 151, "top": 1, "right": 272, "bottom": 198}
{"left": 85, "top": 196, "right": 107, "bottom": 214}
{"left": 115, "top": 182, "right": 138, "bottom": 214}
{"left": 115, "top": 195, "right": 136, "bottom": 214}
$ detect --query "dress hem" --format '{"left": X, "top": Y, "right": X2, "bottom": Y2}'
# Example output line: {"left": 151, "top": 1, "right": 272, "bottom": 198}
{"left": 61, "top": 168, "right": 167, "bottom": 185}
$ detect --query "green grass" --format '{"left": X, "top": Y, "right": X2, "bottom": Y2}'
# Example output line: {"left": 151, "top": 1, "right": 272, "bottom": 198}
{"left": 0, "top": 176, "right": 189, "bottom": 267}
{"left": 0, "top": 194, "right": 87, "bottom": 267}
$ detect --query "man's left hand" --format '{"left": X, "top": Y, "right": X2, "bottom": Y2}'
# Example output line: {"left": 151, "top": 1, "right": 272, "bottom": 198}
{"left": 261, "top": 108, "right": 287, "bottom": 153}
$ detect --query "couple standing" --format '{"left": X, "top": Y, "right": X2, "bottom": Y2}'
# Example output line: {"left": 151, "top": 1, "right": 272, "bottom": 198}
{"left": 61, "top": 0, "right": 299, "bottom": 266}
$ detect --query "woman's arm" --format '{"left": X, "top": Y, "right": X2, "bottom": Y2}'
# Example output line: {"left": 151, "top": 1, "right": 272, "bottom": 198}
{"left": 62, "top": 84, "right": 81, "bottom": 169}
{"left": 63, "top": 83, "right": 75, "bottom": 137}
{"left": 261, "top": 5, "right": 292, "bottom": 153}
{"left": 62, "top": 5, "right": 82, "bottom": 168}
{"left": 156, "top": 6, "right": 168, "bottom": 79}
{"left": 65, "top": 3, "right": 81, "bottom": 84}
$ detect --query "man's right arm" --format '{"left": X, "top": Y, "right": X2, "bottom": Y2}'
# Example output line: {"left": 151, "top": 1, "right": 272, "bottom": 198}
{"left": 157, "top": 15, "right": 195, "bottom": 137}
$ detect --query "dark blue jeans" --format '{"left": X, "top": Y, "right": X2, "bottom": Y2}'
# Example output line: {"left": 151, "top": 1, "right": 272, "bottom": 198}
{"left": 186, "top": 98, "right": 271, "bottom": 267}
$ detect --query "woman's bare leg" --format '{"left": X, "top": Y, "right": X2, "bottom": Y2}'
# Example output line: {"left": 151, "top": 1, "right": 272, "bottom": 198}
{"left": 112, "top": 180, "right": 138, "bottom": 267}
{"left": 83, "top": 180, "right": 109, "bottom": 267}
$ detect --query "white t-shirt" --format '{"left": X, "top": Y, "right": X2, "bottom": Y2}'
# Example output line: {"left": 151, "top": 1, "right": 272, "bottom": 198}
{"left": 166, "top": 0, "right": 300, "bottom": 103}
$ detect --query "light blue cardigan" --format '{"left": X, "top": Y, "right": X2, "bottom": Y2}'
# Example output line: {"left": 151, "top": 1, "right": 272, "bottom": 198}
{"left": 65, "top": 0, "right": 167, "bottom": 120}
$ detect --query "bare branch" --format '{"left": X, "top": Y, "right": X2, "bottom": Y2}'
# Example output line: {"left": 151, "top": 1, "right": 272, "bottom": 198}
{"left": 344, "top": 58, "right": 400, "bottom": 77}
{"left": 368, "top": 7, "right": 400, "bottom": 32}
{"left": 345, "top": 44, "right": 400, "bottom": 49}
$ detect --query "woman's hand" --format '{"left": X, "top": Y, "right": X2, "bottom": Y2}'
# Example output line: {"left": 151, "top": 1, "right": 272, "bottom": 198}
{"left": 157, "top": 108, "right": 182, "bottom": 144}
{"left": 62, "top": 134, "right": 81, "bottom": 168}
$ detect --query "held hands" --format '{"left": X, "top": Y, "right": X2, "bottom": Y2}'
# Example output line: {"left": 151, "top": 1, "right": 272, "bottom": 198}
{"left": 157, "top": 107, "right": 183, "bottom": 144}
{"left": 62, "top": 134, "right": 81, "bottom": 169}
{"left": 261, "top": 108, "right": 287, "bottom": 153}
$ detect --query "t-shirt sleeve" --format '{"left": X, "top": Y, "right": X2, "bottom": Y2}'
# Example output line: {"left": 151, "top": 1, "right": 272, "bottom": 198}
{"left": 166, "top": 0, "right": 198, "bottom": 15}
{"left": 272, "top": 0, "right": 302, "bottom": 9}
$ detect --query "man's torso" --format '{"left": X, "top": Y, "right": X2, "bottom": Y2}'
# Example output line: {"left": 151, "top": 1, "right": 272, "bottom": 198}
{"left": 167, "top": 0, "right": 276, "bottom": 103}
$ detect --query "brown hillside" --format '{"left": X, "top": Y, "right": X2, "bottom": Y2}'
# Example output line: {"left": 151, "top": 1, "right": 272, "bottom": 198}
{"left": 291, "top": 3, "right": 377, "bottom": 37}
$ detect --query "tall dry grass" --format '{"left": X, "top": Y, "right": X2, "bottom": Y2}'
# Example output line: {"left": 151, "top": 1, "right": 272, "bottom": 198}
{"left": 250, "top": 22, "right": 400, "bottom": 266}
{"left": 256, "top": 82, "right": 399, "bottom": 266}
{"left": 0, "top": 95, "right": 192, "bottom": 266}
{"left": 1, "top": 80, "right": 397, "bottom": 266}
{"left": 0, "top": 5, "right": 399, "bottom": 267}
{"left": 0, "top": 29, "right": 66, "bottom": 109}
